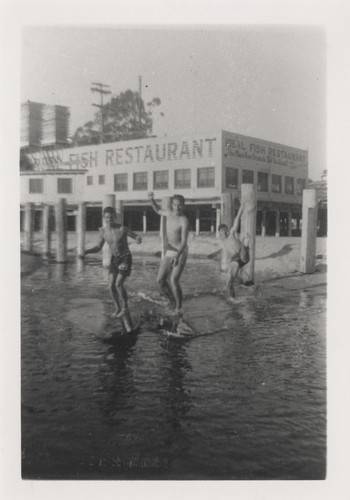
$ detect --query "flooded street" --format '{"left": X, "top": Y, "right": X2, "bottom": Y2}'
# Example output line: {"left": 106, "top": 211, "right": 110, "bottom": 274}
{"left": 21, "top": 257, "right": 326, "bottom": 479}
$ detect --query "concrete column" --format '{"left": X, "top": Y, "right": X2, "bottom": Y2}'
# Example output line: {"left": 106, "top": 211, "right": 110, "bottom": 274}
{"left": 23, "top": 203, "right": 34, "bottom": 253}
{"left": 287, "top": 210, "right": 292, "bottom": 237}
{"left": 261, "top": 210, "right": 266, "bottom": 237}
{"left": 275, "top": 210, "right": 280, "bottom": 237}
{"left": 55, "top": 198, "right": 67, "bottom": 263}
{"left": 143, "top": 209, "right": 147, "bottom": 234}
{"left": 77, "top": 202, "right": 86, "bottom": 258}
{"left": 240, "top": 184, "right": 257, "bottom": 284}
{"left": 195, "top": 208, "right": 200, "bottom": 236}
{"left": 160, "top": 197, "right": 172, "bottom": 257}
{"left": 42, "top": 205, "right": 52, "bottom": 256}
{"left": 220, "top": 192, "right": 234, "bottom": 228}
{"left": 216, "top": 207, "right": 221, "bottom": 238}
{"left": 102, "top": 194, "right": 116, "bottom": 268}
{"left": 300, "top": 189, "right": 318, "bottom": 274}
{"left": 115, "top": 199, "right": 124, "bottom": 225}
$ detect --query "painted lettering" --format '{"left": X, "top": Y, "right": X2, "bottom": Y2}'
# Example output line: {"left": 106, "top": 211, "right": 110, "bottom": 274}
{"left": 134, "top": 146, "right": 143, "bottom": 163}
{"left": 167, "top": 143, "right": 178, "bottom": 161}
{"left": 105, "top": 149, "right": 114, "bottom": 166}
{"left": 156, "top": 144, "right": 166, "bottom": 161}
{"left": 89, "top": 151, "right": 98, "bottom": 168}
{"left": 205, "top": 138, "right": 216, "bottom": 157}
{"left": 115, "top": 148, "right": 124, "bottom": 165}
{"left": 144, "top": 145, "right": 154, "bottom": 162}
{"left": 125, "top": 147, "right": 133, "bottom": 164}
{"left": 81, "top": 152, "right": 89, "bottom": 168}
{"left": 180, "top": 141, "right": 191, "bottom": 160}
{"left": 193, "top": 140, "right": 203, "bottom": 158}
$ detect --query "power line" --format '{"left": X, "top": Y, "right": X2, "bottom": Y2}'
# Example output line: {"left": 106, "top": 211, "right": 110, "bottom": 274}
{"left": 91, "top": 82, "right": 111, "bottom": 144}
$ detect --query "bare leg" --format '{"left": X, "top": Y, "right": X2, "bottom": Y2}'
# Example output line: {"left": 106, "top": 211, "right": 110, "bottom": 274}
{"left": 108, "top": 272, "right": 121, "bottom": 315}
{"left": 115, "top": 273, "right": 129, "bottom": 317}
{"left": 157, "top": 258, "right": 175, "bottom": 307}
{"left": 169, "top": 251, "right": 188, "bottom": 313}
{"left": 226, "top": 262, "right": 240, "bottom": 298}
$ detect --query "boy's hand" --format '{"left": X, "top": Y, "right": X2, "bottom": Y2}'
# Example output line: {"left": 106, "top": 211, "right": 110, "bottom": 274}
{"left": 171, "top": 256, "right": 179, "bottom": 267}
{"left": 148, "top": 191, "right": 154, "bottom": 200}
{"left": 136, "top": 236, "right": 142, "bottom": 244}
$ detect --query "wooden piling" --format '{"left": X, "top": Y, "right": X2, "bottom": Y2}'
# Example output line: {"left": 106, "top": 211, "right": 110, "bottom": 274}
{"left": 275, "top": 210, "right": 280, "bottom": 237}
{"left": 143, "top": 209, "right": 147, "bottom": 234}
{"left": 220, "top": 192, "right": 234, "bottom": 228}
{"left": 77, "top": 202, "right": 86, "bottom": 258}
{"left": 300, "top": 189, "right": 318, "bottom": 274}
{"left": 287, "top": 210, "right": 292, "bottom": 237}
{"left": 261, "top": 210, "right": 266, "bottom": 237}
{"left": 160, "top": 197, "right": 171, "bottom": 258}
{"left": 42, "top": 204, "right": 52, "bottom": 256}
{"left": 55, "top": 198, "right": 67, "bottom": 263}
{"left": 195, "top": 208, "right": 200, "bottom": 236}
{"left": 240, "top": 184, "right": 257, "bottom": 284}
{"left": 215, "top": 206, "right": 221, "bottom": 238}
{"left": 102, "top": 194, "right": 116, "bottom": 268}
{"left": 115, "top": 199, "right": 124, "bottom": 225}
{"left": 23, "top": 203, "right": 34, "bottom": 253}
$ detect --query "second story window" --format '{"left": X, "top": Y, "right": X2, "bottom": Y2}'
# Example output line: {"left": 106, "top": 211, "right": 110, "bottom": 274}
{"left": 257, "top": 172, "right": 269, "bottom": 192}
{"left": 87, "top": 176, "right": 93, "bottom": 185}
{"left": 174, "top": 169, "right": 191, "bottom": 189}
{"left": 297, "top": 178, "right": 306, "bottom": 195}
{"left": 285, "top": 176, "right": 294, "bottom": 195}
{"left": 225, "top": 167, "right": 238, "bottom": 189}
{"left": 29, "top": 178, "right": 43, "bottom": 194}
{"left": 114, "top": 173, "right": 128, "bottom": 192}
{"left": 242, "top": 169, "right": 254, "bottom": 184}
{"left": 57, "top": 178, "right": 72, "bottom": 194}
{"left": 98, "top": 175, "right": 105, "bottom": 185}
{"left": 133, "top": 172, "right": 148, "bottom": 191}
{"left": 271, "top": 174, "right": 282, "bottom": 193}
{"left": 197, "top": 167, "right": 215, "bottom": 188}
{"left": 153, "top": 170, "right": 169, "bottom": 190}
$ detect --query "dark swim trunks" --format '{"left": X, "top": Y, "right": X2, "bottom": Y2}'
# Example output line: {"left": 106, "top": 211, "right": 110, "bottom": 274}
{"left": 109, "top": 252, "right": 132, "bottom": 276}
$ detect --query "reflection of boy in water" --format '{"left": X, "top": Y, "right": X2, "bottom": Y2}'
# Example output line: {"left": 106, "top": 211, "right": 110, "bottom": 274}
{"left": 83, "top": 207, "right": 142, "bottom": 328}
{"left": 148, "top": 192, "right": 189, "bottom": 315}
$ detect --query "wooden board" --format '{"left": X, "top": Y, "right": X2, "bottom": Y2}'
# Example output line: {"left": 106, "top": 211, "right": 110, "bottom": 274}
{"left": 66, "top": 298, "right": 139, "bottom": 341}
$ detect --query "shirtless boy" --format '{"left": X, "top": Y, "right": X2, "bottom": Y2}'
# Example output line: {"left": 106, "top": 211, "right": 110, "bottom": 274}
{"left": 148, "top": 192, "right": 189, "bottom": 315}
{"left": 83, "top": 207, "right": 142, "bottom": 327}
{"left": 218, "top": 224, "right": 250, "bottom": 298}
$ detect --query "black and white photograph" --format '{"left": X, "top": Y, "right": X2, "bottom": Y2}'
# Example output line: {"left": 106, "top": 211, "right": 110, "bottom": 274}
{"left": 1, "top": 0, "right": 349, "bottom": 497}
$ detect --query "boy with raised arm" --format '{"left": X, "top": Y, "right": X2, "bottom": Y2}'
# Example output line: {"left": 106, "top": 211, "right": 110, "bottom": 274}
{"left": 83, "top": 207, "right": 142, "bottom": 329}
{"left": 148, "top": 192, "right": 189, "bottom": 315}
{"left": 210, "top": 202, "right": 250, "bottom": 298}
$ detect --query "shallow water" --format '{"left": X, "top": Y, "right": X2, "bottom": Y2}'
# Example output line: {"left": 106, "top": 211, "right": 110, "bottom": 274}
{"left": 21, "top": 257, "right": 326, "bottom": 479}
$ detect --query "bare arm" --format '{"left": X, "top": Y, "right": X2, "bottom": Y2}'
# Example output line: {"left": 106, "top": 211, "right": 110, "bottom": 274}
{"left": 84, "top": 229, "right": 105, "bottom": 255}
{"left": 148, "top": 191, "right": 168, "bottom": 216}
{"left": 229, "top": 203, "right": 244, "bottom": 236}
{"left": 125, "top": 226, "right": 142, "bottom": 244}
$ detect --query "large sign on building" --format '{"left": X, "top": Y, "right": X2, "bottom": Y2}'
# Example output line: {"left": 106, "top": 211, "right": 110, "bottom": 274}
{"left": 25, "top": 135, "right": 218, "bottom": 171}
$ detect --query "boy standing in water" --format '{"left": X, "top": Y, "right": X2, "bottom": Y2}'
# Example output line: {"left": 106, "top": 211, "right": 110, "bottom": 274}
{"left": 148, "top": 192, "right": 189, "bottom": 315}
{"left": 83, "top": 207, "right": 142, "bottom": 328}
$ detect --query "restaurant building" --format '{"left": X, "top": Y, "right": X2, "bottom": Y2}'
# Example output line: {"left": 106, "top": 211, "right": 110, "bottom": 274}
{"left": 20, "top": 130, "right": 308, "bottom": 235}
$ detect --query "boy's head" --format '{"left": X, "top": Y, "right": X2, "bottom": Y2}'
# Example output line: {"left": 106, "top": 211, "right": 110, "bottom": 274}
{"left": 172, "top": 194, "right": 185, "bottom": 215}
{"left": 103, "top": 206, "right": 116, "bottom": 225}
{"left": 218, "top": 223, "right": 229, "bottom": 239}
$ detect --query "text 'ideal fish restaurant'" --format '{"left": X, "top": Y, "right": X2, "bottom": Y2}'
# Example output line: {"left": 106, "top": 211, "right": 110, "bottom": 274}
{"left": 20, "top": 130, "right": 308, "bottom": 236}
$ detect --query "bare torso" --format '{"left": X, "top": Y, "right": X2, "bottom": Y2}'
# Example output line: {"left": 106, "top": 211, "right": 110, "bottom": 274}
{"left": 101, "top": 225, "right": 130, "bottom": 256}
{"left": 221, "top": 236, "right": 242, "bottom": 270}
{"left": 166, "top": 214, "right": 188, "bottom": 250}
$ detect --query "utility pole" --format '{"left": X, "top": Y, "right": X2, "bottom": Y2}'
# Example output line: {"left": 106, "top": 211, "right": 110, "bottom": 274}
{"left": 91, "top": 82, "right": 111, "bottom": 144}
{"left": 138, "top": 75, "right": 142, "bottom": 130}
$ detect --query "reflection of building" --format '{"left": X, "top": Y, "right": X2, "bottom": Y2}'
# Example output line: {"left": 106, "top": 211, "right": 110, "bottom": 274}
{"left": 309, "top": 179, "right": 327, "bottom": 236}
{"left": 20, "top": 130, "right": 308, "bottom": 235}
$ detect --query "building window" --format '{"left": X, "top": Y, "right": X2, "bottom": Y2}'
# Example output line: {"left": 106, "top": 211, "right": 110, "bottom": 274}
{"left": 57, "top": 178, "right": 72, "bottom": 194}
{"left": 242, "top": 169, "right": 254, "bottom": 184}
{"left": 133, "top": 172, "right": 148, "bottom": 191}
{"left": 297, "top": 178, "right": 306, "bottom": 195}
{"left": 175, "top": 169, "right": 191, "bottom": 189}
{"left": 197, "top": 167, "right": 215, "bottom": 188}
{"left": 257, "top": 172, "right": 269, "bottom": 192}
{"left": 285, "top": 176, "right": 294, "bottom": 195}
{"left": 87, "top": 176, "right": 93, "bottom": 185}
{"left": 29, "top": 178, "right": 43, "bottom": 194}
{"left": 271, "top": 174, "right": 282, "bottom": 193}
{"left": 226, "top": 167, "right": 238, "bottom": 189}
{"left": 98, "top": 175, "right": 105, "bottom": 185}
{"left": 114, "top": 173, "right": 128, "bottom": 192}
{"left": 153, "top": 170, "right": 169, "bottom": 190}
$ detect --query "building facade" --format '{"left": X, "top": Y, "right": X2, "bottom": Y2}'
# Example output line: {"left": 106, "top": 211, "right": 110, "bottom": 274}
{"left": 20, "top": 130, "right": 308, "bottom": 235}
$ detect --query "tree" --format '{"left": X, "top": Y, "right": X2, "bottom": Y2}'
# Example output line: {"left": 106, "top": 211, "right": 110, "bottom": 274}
{"left": 70, "top": 90, "right": 162, "bottom": 146}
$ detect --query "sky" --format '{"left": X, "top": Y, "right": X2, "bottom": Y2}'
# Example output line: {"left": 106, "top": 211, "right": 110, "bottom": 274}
{"left": 21, "top": 26, "right": 326, "bottom": 180}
